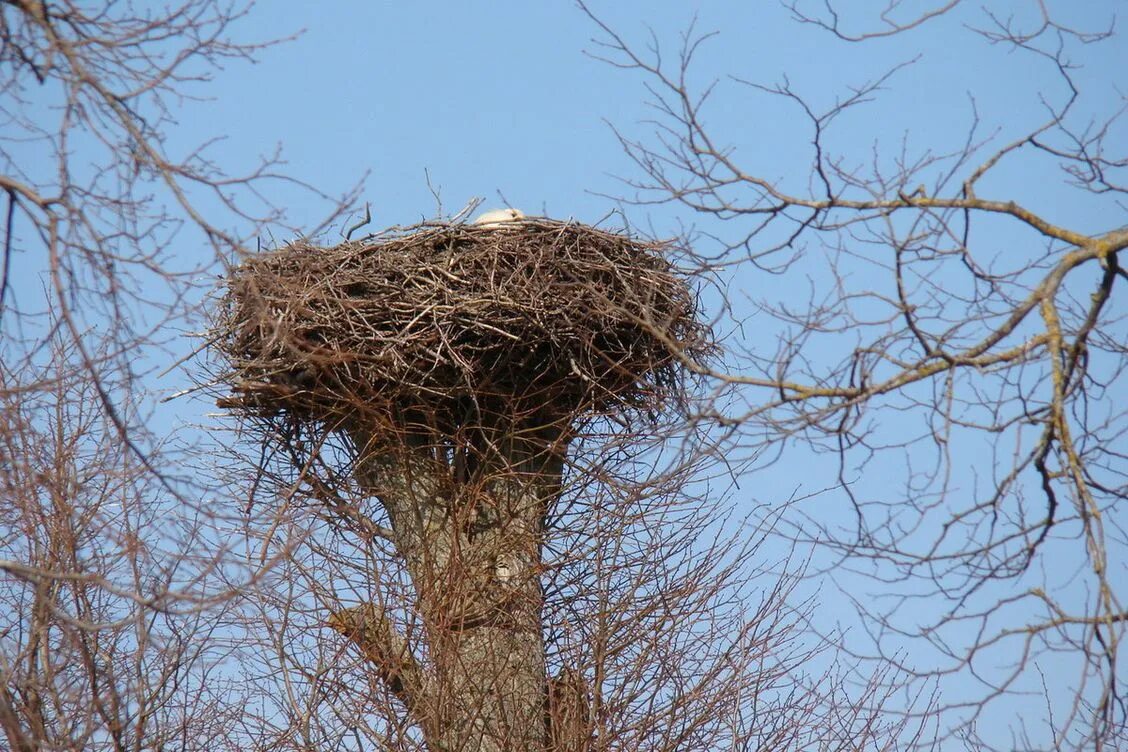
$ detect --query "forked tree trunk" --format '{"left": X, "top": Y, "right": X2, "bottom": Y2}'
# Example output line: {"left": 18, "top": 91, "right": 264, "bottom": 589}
{"left": 332, "top": 422, "right": 569, "bottom": 751}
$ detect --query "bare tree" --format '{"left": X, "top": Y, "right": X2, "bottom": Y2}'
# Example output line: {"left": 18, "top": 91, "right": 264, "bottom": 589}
{"left": 0, "top": 333, "right": 253, "bottom": 750}
{"left": 581, "top": 1, "right": 1127, "bottom": 749}
{"left": 207, "top": 221, "right": 927, "bottom": 751}
{"left": 0, "top": 2, "right": 350, "bottom": 749}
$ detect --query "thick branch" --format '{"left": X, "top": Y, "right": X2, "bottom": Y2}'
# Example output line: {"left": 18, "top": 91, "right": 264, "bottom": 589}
{"left": 328, "top": 603, "right": 432, "bottom": 725}
{"left": 0, "top": 689, "right": 36, "bottom": 752}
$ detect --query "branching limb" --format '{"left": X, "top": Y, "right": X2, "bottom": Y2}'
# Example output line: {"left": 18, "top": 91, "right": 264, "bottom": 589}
{"left": 328, "top": 603, "right": 433, "bottom": 728}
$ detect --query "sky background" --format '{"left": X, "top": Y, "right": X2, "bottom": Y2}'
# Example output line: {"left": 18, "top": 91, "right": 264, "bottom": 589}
{"left": 12, "top": 1, "right": 1123, "bottom": 748}
{"left": 185, "top": 1, "right": 1124, "bottom": 235}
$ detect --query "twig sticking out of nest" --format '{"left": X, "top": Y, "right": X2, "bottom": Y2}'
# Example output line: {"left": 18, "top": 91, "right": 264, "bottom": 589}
{"left": 212, "top": 218, "right": 708, "bottom": 433}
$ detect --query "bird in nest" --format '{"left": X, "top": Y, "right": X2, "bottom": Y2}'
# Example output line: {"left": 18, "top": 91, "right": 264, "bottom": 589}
{"left": 472, "top": 207, "right": 526, "bottom": 227}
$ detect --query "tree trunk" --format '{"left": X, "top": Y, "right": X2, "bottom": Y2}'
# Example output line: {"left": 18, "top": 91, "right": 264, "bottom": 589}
{"left": 343, "top": 420, "right": 566, "bottom": 751}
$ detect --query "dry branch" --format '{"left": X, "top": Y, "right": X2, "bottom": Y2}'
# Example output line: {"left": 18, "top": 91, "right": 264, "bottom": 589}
{"left": 328, "top": 603, "right": 432, "bottom": 727}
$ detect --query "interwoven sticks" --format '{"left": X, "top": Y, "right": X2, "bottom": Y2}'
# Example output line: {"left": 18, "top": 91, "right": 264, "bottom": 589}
{"left": 212, "top": 219, "right": 707, "bottom": 433}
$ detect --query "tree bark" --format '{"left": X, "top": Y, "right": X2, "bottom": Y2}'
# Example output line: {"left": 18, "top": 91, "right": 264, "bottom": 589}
{"left": 346, "top": 420, "right": 566, "bottom": 752}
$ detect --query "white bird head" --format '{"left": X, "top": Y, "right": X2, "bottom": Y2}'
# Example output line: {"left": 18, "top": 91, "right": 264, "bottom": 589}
{"left": 472, "top": 207, "right": 526, "bottom": 226}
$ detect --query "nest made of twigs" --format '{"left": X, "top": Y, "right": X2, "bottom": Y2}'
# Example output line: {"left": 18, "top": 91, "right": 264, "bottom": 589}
{"left": 211, "top": 218, "right": 708, "bottom": 431}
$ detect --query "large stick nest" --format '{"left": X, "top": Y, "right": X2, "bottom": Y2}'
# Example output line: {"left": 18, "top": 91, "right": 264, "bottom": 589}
{"left": 211, "top": 219, "right": 709, "bottom": 431}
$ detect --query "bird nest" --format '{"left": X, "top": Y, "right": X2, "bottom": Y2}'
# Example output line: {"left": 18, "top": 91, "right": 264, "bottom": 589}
{"left": 211, "top": 218, "right": 708, "bottom": 435}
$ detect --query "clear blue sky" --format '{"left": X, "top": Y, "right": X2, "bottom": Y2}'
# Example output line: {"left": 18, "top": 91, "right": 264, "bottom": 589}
{"left": 183, "top": 1, "right": 1123, "bottom": 235}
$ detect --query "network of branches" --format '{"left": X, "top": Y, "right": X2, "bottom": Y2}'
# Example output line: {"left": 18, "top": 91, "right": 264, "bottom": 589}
{"left": 582, "top": 1, "right": 1128, "bottom": 748}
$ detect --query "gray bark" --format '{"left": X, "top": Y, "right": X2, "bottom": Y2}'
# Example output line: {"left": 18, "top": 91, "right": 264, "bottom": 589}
{"left": 342, "top": 420, "right": 567, "bottom": 752}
